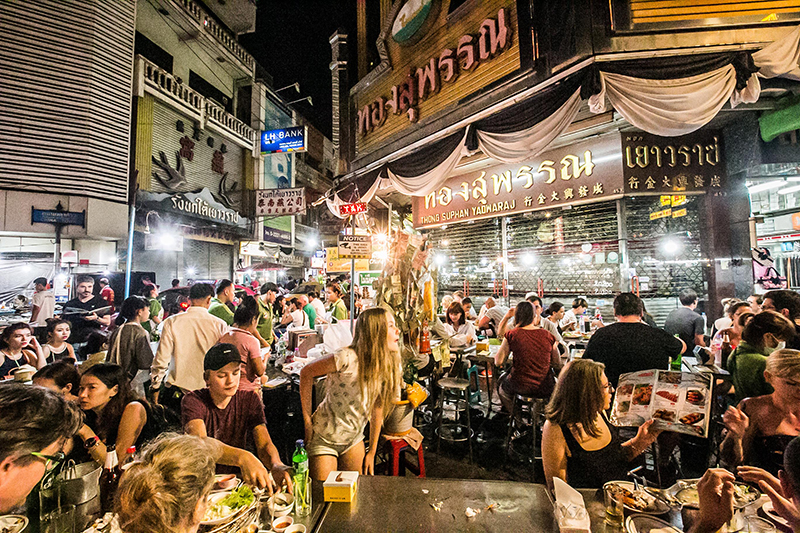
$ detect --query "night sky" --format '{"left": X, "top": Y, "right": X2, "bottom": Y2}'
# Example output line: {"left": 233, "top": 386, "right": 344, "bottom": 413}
{"left": 241, "top": 0, "right": 360, "bottom": 138}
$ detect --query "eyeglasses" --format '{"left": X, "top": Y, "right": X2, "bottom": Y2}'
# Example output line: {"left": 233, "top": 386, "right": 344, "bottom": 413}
{"left": 30, "top": 451, "right": 65, "bottom": 475}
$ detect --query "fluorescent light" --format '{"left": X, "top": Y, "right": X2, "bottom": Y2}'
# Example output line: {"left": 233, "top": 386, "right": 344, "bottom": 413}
{"left": 748, "top": 181, "right": 786, "bottom": 193}
{"left": 778, "top": 184, "right": 800, "bottom": 195}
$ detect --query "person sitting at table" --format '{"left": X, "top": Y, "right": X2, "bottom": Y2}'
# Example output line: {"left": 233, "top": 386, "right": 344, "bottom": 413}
{"left": 727, "top": 310, "right": 796, "bottom": 401}
{"left": 182, "top": 343, "right": 291, "bottom": 493}
{"left": 0, "top": 382, "right": 83, "bottom": 514}
{"left": 75, "top": 363, "right": 156, "bottom": 466}
{"left": 41, "top": 318, "right": 75, "bottom": 363}
{"left": 280, "top": 297, "right": 310, "bottom": 330}
{"left": 443, "top": 301, "right": 476, "bottom": 347}
{"left": 116, "top": 434, "right": 216, "bottom": 533}
{"left": 326, "top": 282, "right": 349, "bottom": 322}
{"left": 33, "top": 359, "right": 80, "bottom": 402}
{"left": 721, "top": 349, "right": 800, "bottom": 475}
{"left": 461, "top": 297, "right": 477, "bottom": 320}
{"left": 300, "top": 307, "right": 401, "bottom": 481}
{"left": 709, "top": 302, "right": 751, "bottom": 367}
{"left": 476, "top": 296, "right": 509, "bottom": 337}
{"left": 495, "top": 301, "right": 562, "bottom": 414}
{"left": 0, "top": 322, "right": 45, "bottom": 378}
{"left": 542, "top": 359, "right": 661, "bottom": 489}
{"left": 106, "top": 296, "right": 154, "bottom": 387}
{"left": 219, "top": 297, "right": 265, "bottom": 393}
{"left": 545, "top": 302, "right": 566, "bottom": 335}
{"left": 736, "top": 436, "right": 800, "bottom": 531}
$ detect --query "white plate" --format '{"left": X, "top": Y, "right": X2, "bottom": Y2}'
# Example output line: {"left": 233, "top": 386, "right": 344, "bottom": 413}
{"left": 211, "top": 474, "right": 241, "bottom": 492}
{"left": 0, "top": 515, "right": 28, "bottom": 533}
{"left": 761, "top": 501, "right": 792, "bottom": 531}
{"left": 625, "top": 513, "right": 681, "bottom": 533}
{"left": 604, "top": 481, "right": 671, "bottom": 515}
{"left": 200, "top": 491, "right": 246, "bottom": 526}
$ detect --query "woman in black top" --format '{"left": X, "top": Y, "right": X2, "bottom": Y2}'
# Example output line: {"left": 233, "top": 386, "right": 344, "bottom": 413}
{"left": 542, "top": 359, "right": 661, "bottom": 490}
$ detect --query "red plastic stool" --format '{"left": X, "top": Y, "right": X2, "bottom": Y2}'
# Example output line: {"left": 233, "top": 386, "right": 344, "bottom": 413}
{"left": 384, "top": 439, "right": 426, "bottom": 478}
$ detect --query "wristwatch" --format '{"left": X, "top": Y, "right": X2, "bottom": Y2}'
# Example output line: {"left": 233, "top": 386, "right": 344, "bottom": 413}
{"left": 84, "top": 436, "right": 100, "bottom": 449}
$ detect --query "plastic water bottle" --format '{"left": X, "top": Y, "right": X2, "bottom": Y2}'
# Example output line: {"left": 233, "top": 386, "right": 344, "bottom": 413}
{"left": 292, "top": 440, "right": 311, "bottom": 516}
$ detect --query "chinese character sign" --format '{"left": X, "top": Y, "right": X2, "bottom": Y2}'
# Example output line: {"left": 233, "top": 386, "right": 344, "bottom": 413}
{"left": 412, "top": 134, "right": 625, "bottom": 229}
{"left": 256, "top": 187, "right": 306, "bottom": 216}
{"left": 338, "top": 203, "right": 368, "bottom": 216}
{"left": 622, "top": 131, "right": 725, "bottom": 194}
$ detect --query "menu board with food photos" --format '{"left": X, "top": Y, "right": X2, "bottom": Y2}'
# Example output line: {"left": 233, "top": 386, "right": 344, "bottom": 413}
{"left": 610, "top": 370, "right": 712, "bottom": 437}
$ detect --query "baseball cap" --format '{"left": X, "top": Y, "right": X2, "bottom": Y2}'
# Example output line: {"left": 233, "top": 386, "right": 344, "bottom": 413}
{"left": 204, "top": 343, "right": 241, "bottom": 371}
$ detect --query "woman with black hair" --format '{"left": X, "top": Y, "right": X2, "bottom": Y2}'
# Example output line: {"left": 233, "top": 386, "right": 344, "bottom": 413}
{"left": 106, "top": 296, "right": 154, "bottom": 388}
{"left": 0, "top": 322, "right": 44, "bottom": 378}
{"left": 219, "top": 296, "right": 265, "bottom": 392}
{"left": 33, "top": 360, "right": 81, "bottom": 402}
{"left": 76, "top": 363, "right": 154, "bottom": 465}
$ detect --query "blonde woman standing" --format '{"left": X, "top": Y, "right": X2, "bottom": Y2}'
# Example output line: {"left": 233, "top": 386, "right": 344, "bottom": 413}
{"left": 300, "top": 307, "right": 401, "bottom": 481}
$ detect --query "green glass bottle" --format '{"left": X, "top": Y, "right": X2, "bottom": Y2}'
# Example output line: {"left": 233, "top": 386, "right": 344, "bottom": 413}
{"left": 292, "top": 439, "right": 311, "bottom": 516}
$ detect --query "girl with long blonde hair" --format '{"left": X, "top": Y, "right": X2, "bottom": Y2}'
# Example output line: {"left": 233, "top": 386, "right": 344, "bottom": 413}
{"left": 300, "top": 307, "right": 402, "bottom": 481}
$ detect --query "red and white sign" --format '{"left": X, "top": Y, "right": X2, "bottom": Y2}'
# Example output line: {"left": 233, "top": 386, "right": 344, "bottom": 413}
{"left": 339, "top": 202, "right": 367, "bottom": 216}
{"left": 255, "top": 187, "right": 306, "bottom": 216}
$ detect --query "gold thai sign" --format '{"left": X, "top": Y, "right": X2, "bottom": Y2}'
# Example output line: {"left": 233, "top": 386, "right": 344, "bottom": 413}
{"left": 412, "top": 134, "right": 624, "bottom": 228}
{"left": 622, "top": 131, "right": 725, "bottom": 194}
{"left": 352, "top": 0, "right": 521, "bottom": 158}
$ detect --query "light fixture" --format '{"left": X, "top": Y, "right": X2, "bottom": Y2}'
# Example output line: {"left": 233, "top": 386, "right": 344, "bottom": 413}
{"left": 441, "top": 239, "right": 449, "bottom": 246}
{"left": 276, "top": 82, "right": 300, "bottom": 94}
{"left": 778, "top": 184, "right": 800, "bottom": 195}
{"left": 748, "top": 181, "right": 786, "bottom": 194}
{"left": 186, "top": 267, "right": 197, "bottom": 277}
{"left": 662, "top": 238, "right": 682, "bottom": 256}
{"left": 286, "top": 96, "right": 312, "bottom": 106}
{"left": 434, "top": 254, "right": 446, "bottom": 267}
{"left": 480, "top": 258, "right": 488, "bottom": 266}
{"left": 522, "top": 253, "right": 535, "bottom": 265}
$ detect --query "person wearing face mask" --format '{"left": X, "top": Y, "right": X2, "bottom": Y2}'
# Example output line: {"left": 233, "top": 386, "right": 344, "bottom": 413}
{"left": 721, "top": 349, "right": 800, "bottom": 475}
{"left": 727, "top": 311, "right": 796, "bottom": 401}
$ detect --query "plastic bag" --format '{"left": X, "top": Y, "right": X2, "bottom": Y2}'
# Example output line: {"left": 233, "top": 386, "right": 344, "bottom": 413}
{"left": 323, "top": 321, "right": 353, "bottom": 353}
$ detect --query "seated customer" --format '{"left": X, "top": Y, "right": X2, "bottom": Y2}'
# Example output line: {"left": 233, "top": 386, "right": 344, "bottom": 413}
{"left": 0, "top": 383, "right": 83, "bottom": 514}
{"left": 727, "top": 310, "right": 796, "bottom": 401}
{"left": 721, "top": 349, "right": 800, "bottom": 475}
{"left": 76, "top": 363, "right": 156, "bottom": 465}
{"left": 495, "top": 301, "right": 562, "bottom": 413}
{"left": 182, "top": 343, "right": 291, "bottom": 493}
{"left": 582, "top": 293, "right": 685, "bottom": 386}
{"left": 443, "top": 302, "right": 476, "bottom": 347}
{"left": 33, "top": 360, "right": 80, "bottom": 402}
{"left": 710, "top": 303, "right": 751, "bottom": 368}
{"left": 542, "top": 359, "right": 660, "bottom": 489}
{"left": 461, "top": 297, "right": 477, "bottom": 320}
{"left": 116, "top": 434, "right": 216, "bottom": 533}
{"left": 219, "top": 297, "right": 265, "bottom": 392}
{"left": 42, "top": 318, "right": 75, "bottom": 363}
{"left": 280, "top": 297, "right": 310, "bottom": 330}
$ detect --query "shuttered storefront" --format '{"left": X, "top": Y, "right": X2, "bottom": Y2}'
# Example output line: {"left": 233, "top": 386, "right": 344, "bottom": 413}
{"left": 0, "top": 0, "right": 135, "bottom": 203}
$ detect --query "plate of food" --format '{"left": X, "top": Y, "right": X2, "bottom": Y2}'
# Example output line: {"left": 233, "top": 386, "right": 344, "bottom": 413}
{"left": 678, "top": 413, "right": 704, "bottom": 426}
{"left": 0, "top": 515, "right": 28, "bottom": 533}
{"left": 201, "top": 485, "right": 256, "bottom": 526}
{"left": 604, "top": 482, "right": 671, "bottom": 515}
{"left": 686, "top": 390, "right": 705, "bottom": 406}
{"left": 668, "top": 479, "right": 760, "bottom": 509}
{"left": 625, "top": 513, "right": 682, "bottom": 533}
{"left": 632, "top": 384, "right": 653, "bottom": 405}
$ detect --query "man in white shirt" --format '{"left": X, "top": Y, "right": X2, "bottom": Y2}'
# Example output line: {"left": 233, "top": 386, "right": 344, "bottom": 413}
{"left": 309, "top": 291, "right": 326, "bottom": 318}
{"left": 475, "top": 297, "right": 510, "bottom": 336}
{"left": 30, "top": 277, "right": 55, "bottom": 327}
{"left": 560, "top": 297, "right": 589, "bottom": 332}
{"left": 151, "top": 283, "right": 228, "bottom": 414}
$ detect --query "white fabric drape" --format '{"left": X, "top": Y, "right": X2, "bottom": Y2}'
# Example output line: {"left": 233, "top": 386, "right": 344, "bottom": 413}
{"left": 475, "top": 89, "right": 583, "bottom": 163}
{"left": 325, "top": 172, "right": 385, "bottom": 218}
{"left": 385, "top": 129, "right": 469, "bottom": 197}
{"left": 590, "top": 66, "right": 738, "bottom": 136}
{"left": 754, "top": 25, "right": 800, "bottom": 80}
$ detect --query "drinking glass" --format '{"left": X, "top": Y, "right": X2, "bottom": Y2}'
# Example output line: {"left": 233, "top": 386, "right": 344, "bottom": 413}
{"left": 603, "top": 485, "right": 624, "bottom": 527}
{"left": 40, "top": 504, "right": 75, "bottom": 533}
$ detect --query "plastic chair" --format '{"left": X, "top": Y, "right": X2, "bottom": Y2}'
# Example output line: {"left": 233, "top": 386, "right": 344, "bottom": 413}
{"left": 383, "top": 439, "right": 426, "bottom": 478}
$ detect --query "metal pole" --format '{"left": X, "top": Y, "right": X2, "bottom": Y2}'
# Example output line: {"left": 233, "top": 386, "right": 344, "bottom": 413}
{"left": 616, "top": 199, "right": 630, "bottom": 293}
{"left": 350, "top": 215, "right": 356, "bottom": 335}
{"left": 54, "top": 224, "right": 62, "bottom": 275}
{"left": 125, "top": 204, "right": 136, "bottom": 298}
{"left": 501, "top": 216, "right": 509, "bottom": 307}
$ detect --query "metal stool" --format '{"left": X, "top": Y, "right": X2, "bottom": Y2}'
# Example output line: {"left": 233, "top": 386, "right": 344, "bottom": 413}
{"left": 435, "top": 377, "right": 473, "bottom": 463}
{"left": 504, "top": 393, "right": 547, "bottom": 481}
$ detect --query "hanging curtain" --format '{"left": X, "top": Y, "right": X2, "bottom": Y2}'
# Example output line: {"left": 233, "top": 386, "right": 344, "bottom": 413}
{"left": 752, "top": 25, "right": 800, "bottom": 80}
{"left": 325, "top": 169, "right": 384, "bottom": 218}
{"left": 384, "top": 128, "right": 468, "bottom": 197}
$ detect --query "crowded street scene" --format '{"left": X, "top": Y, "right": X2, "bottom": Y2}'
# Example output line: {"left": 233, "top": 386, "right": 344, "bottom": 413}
{"left": 6, "top": 0, "right": 800, "bottom": 532}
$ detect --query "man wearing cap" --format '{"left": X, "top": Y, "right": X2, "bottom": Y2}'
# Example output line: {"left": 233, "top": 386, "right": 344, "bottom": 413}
{"left": 256, "top": 282, "right": 278, "bottom": 347}
{"left": 182, "top": 343, "right": 292, "bottom": 493}
{"left": 150, "top": 283, "right": 228, "bottom": 414}
{"left": 209, "top": 279, "right": 236, "bottom": 326}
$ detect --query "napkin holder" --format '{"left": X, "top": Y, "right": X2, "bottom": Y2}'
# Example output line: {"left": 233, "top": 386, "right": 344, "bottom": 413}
{"left": 553, "top": 477, "right": 590, "bottom": 533}
{"left": 323, "top": 471, "right": 358, "bottom": 502}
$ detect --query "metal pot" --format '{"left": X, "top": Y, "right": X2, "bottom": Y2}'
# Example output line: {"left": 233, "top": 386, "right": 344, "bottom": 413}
{"left": 55, "top": 462, "right": 102, "bottom": 505}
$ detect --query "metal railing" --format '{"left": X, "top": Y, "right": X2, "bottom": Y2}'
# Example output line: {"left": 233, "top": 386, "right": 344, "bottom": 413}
{"left": 174, "top": 0, "right": 255, "bottom": 71}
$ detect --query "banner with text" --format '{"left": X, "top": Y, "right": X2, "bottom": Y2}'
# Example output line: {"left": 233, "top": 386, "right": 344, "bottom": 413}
{"left": 256, "top": 187, "right": 306, "bottom": 216}
{"left": 412, "top": 134, "right": 624, "bottom": 229}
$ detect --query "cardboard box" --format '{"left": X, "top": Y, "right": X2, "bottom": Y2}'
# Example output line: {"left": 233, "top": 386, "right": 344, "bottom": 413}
{"left": 288, "top": 329, "right": 316, "bottom": 352}
{"left": 323, "top": 471, "right": 358, "bottom": 502}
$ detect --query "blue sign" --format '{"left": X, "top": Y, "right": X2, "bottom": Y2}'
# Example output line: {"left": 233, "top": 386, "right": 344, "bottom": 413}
{"left": 263, "top": 226, "right": 292, "bottom": 246}
{"left": 31, "top": 208, "right": 85, "bottom": 227}
{"left": 261, "top": 127, "right": 306, "bottom": 154}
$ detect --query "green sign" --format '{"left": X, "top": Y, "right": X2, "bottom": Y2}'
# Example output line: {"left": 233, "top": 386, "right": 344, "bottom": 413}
{"left": 358, "top": 271, "right": 381, "bottom": 287}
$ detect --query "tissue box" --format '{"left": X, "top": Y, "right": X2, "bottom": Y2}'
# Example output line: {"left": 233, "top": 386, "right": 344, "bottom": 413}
{"left": 323, "top": 471, "right": 358, "bottom": 502}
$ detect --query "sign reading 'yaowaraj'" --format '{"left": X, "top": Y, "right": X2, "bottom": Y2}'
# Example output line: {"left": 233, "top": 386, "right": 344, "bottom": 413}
{"left": 412, "top": 134, "right": 625, "bottom": 229}
{"left": 622, "top": 131, "right": 725, "bottom": 194}
{"left": 255, "top": 187, "right": 306, "bottom": 216}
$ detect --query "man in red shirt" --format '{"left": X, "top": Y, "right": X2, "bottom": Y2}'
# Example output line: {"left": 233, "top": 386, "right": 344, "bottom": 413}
{"left": 99, "top": 277, "right": 115, "bottom": 312}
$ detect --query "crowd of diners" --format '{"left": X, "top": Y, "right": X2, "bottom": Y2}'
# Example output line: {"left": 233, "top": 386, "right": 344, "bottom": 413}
{"left": 4, "top": 278, "right": 800, "bottom": 532}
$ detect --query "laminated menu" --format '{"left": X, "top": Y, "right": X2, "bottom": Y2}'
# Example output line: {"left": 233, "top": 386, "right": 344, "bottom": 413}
{"left": 609, "top": 370, "right": 713, "bottom": 437}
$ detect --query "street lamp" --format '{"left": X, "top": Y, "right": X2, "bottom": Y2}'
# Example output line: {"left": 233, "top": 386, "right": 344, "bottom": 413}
{"left": 286, "top": 96, "right": 313, "bottom": 106}
{"left": 275, "top": 82, "right": 300, "bottom": 94}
